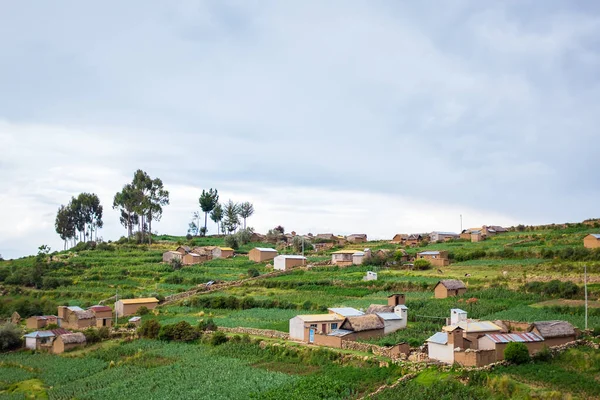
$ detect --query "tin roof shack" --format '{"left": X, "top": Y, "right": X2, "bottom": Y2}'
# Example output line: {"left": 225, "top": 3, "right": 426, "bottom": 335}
{"left": 128, "top": 316, "right": 142, "bottom": 327}
{"left": 115, "top": 298, "right": 159, "bottom": 317}
{"left": 58, "top": 306, "right": 96, "bottom": 330}
{"left": 24, "top": 329, "right": 71, "bottom": 351}
{"left": 289, "top": 314, "right": 344, "bottom": 342}
{"left": 347, "top": 234, "right": 367, "bottom": 243}
{"left": 527, "top": 321, "right": 577, "bottom": 347}
{"left": 213, "top": 247, "right": 234, "bottom": 259}
{"left": 584, "top": 234, "right": 600, "bottom": 249}
{"left": 53, "top": 332, "right": 86, "bottom": 354}
{"left": 26, "top": 315, "right": 58, "bottom": 330}
{"left": 429, "top": 232, "right": 459, "bottom": 242}
{"left": 162, "top": 251, "right": 183, "bottom": 263}
{"left": 478, "top": 332, "right": 545, "bottom": 361}
{"left": 417, "top": 251, "right": 450, "bottom": 267}
{"left": 248, "top": 247, "right": 278, "bottom": 262}
{"left": 273, "top": 255, "right": 306, "bottom": 271}
{"left": 331, "top": 250, "right": 355, "bottom": 266}
{"left": 89, "top": 305, "right": 113, "bottom": 328}
{"left": 336, "top": 314, "right": 385, "bottom": 340}
{"left": 434, "top": 279, "right": 466, "bottom": 298}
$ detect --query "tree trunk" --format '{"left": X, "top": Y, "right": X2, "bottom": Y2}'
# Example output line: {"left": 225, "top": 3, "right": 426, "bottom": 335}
{"left": 204, "top": 212, "right": 208, "bottom": 234}
{"left": 148, "top": 216, "right": 152, "bottom": 244}
{"left": 244, "top": 218, "right": 247, "bottom": 230}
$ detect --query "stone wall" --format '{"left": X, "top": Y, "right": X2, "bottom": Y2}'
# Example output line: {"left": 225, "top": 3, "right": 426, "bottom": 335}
{"left": 454, "top": 349, "right": 496, "bottom": 367}
{"left": 341, "top": 341, "right": 410, "bottom": 359}
{"left": 313, "top": 334, "right": 343, "bottom": 348}
{"left": 217, "top": 326, "right": 289, "bottom": 340}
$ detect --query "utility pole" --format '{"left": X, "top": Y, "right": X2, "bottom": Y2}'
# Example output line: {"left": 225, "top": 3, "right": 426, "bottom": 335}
{"left": 585, "top": 265, "right": 588, "bottom": 330}
{"left": 302, "top": 236, "right": 305, "bottom": 266}
{"left": 460, "top": 214, "right": 463, "bottom": 232}
{"left": 115, "top": 289, "right": 118, "bottom": 327}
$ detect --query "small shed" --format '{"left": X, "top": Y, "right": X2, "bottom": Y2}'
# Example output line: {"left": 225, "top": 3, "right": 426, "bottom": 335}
{"left": 352, "top": 251, "right": 366, "bottom": 265}
{"left": 53, "top": 332, "right": 86, "bottom": 354}
{"left": 89, "top": 306, "right": 113, "bottom": 328}
{"left": 273, "top": 255, "right": 306, "bottom": 271}
{"left": 391, "top": 234, "right": 408, "bottom": 244}
{"left": 213, "top": 247, "right": 234, "bottom": 259}
{"left": 347, "top": 234, "right": 367, "bottom": 243}
{"left": 115, "top": 298, "right": 159, "bottom": 317}
{"left": 417, "top": 250, "right": 449, "bottom": 267}
{"left": 26, "top": 315, "right": 58, "bottom": 330}
{"left": 162, "top": 251, "right": 182, "bottom": 263}
{"left": 527, "top": 321, "right": 577, "bottom": 347}
{"left": 175, "top": 246, "right": 191, "bottom": 255}
{"left": 24, "top": 331, "right": 55, "bottom": 350}
{"left": 128, "top": 316, "right": 142, "bottom": 327}
{"left": 434, "top": 280, "right": 467, "bottom": 298}
{"left": 471, "top": 232, "right": 484, "bottom": 242}
{"left": 182, "top": 252, "right": 202, "bottom": 265}
{"left": 248, "top": 247, "right": 278, "bottom": 262}
{"left": 331, "top": 250, "right": 355, "bottom": 266}
{"left": 583, "top": 234, "right": 600, "bottom": 249}
{"left": 364, "top": 271, "right": 377, "bottom": 281}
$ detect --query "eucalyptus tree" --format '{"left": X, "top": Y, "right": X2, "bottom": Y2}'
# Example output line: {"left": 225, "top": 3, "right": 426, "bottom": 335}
{"left": 210, "top": 203, "right": 223, "bottom": 235}
{"left": 199, "top": 188, "right": 219, "bottom": 235}
{"left": 223, "top": 200, "right": 240, "bottom": 234}
{"left": 238, "top": 202, "right": 255, "bottom": 230}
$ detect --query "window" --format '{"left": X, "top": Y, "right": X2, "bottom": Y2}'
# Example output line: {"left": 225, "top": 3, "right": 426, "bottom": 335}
{"left": 103, "top": 319, "right": 107, "bottom": 326}
{"left": 309, "top": 324, "right": 317, "bottom": 329}
{"left": 331, "top": 323, "right": 338, "bottom": 330}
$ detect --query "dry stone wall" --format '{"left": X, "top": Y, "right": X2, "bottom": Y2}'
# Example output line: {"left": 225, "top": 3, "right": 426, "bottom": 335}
{"left": 218, "top": 326, "right": 289, "bottom": 340}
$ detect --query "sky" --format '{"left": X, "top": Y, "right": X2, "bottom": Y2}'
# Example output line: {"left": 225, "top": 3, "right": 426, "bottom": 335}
{"left": 1, "top": 1, "right": 599, "bottom": 259}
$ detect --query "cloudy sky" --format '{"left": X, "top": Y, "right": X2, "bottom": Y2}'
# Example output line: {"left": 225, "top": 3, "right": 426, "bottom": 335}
{"left": 1, "top": 1, "right": 599, "bottom": 259}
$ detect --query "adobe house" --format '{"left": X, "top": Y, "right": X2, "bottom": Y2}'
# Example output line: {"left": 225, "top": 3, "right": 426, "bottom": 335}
{"left": 289, "top": 314, "right": 345, "bottom": 342}
{"left": 328, "top": 307, "right": 364, "bottom": 319}
{"left": 583, "top": 234, "right": 600, "bottom": 249}
{"left": 182, "top": 252, "right": 202, "bottom": 265}
{"left": 427, "top": 327, "right": 465, "bottom": 364}
{"left": 471, "top": 232, "right": 484, "bottom": 242}
{"left": 162, "top": 251, "right": 183, "bottom": 263}
{"left": 527, "top": 321, "right": 577, "bottom": 347}
{"left": 273, "top": 255, "right": 306, "bottom": 271}
{"left": 390, "top": 234, "right": 408, "bottom": 244}
{"left": 346, "top": 234, "right": 367, "bottom": 243}
{"left": 331, "top": 250, "right": 355, "bottom": 266}
{"left": 417, "top": 250, "right": 450, "bottom": 267}
{"left": 89, "top": 305, "right": 113, "bottom": 328}
{"left": 429, "top": 232, "right": 459, "bottom": 242}
{"left": 352, "top": 251, "right": 366, "bottom": 265}
{"left": 434, "top": 280, "right": 467, "bottom": 298}
{"left": 337, "top": 314, "right": 385, "bottom": 340}
{"left": 53, "top": 332, "right": 86, "bottom": 354}
{"left": 212, "top": 247, "right": 234, "bottom": 259}
{"left": 387, "top": 293, "right": 406, "bottom": 307}
{"left": 316, "top": 233, "right": 336, "bottom": 240}
{"left": 115, "top": 298, "right": 159, "bottom": 317}
{"left": 248, "top": 247, "right": 278, "bottom": 262}
{"left": 24, "top": 329, "right": 70, "bottom": 351}
{"left": 365, "top": 303, "right": 408, "bottom": 334}
{"left": 405, "top": 234, "right": 423, "bottom": 246}
{"left": 58, "top": 306, "right": 96, "bottom": 330}
{"left": 478, "top": 332, "right": 545, "bottom": 360}
{"left": 26, "top": 315, "right": 58, "bottom": 330}
{"left": 313, "top": 242, "right": 335, "bottom": 252}
{"left": 175, "top": 246, "right": 191, "bottom": 255}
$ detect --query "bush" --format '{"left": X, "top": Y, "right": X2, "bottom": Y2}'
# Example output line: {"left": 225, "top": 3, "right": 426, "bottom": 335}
{"left": 224, "top": 235, "right": 239, "bottom": 250}
{"left": 170, "top": 258, "right": 183, "bottom": 271}
{"left": 0, "top": 323, "right": 22, "bottom": 352}
{"left": 138, "top": 319, "right": 161, "bottom": 339}
{"left": 209, "top": 331, "right": 228, "bottom": 346}
{"left": 504, "top": 342, "right": 530, "bottom": 364}
{"left": 137, "top": 306, "right": 150, "bottom": 316}
{"left": 236, "top": 228, "right": 254, "bottom": 246}
{"left": 83, "top": 328, "right": 102, "bottom": 344}
{"left": 532, "top": 345, "right": 552, "bottom": 362}
{"left": 158, "top": 321, "right": 199, "bottom": 342}
{"left": 96, "top": 242, "right": 115, "bottom": 251}
{"left": 186, "top": 233, "right": 193, "bottom": 240}
{"left": 247, "top": 268, "right": 260, "bottom": 278}
{"left": 197, "top": 318, "right": 217, "bottom": 332}
{"left": 98, "top": 326, "right": 110, "bottom": 339}
{"left": 413, "top": 259, "right": 432, "bottom": 270}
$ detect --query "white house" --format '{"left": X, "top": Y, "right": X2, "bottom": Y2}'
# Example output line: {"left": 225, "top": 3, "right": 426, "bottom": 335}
{"left": 426, "top": 332, "right": 454, "bottom": 363}
{"left": 376, "top": 305, "right": 408, "bottom": 334}
{"left": 364, "top": 271, "right": 377, "bottom": 281}
{"left": 273, "top": 255, "right": 307, "bottom": 271}
{"left": 289, "top": 314, "right": 344, "bottom": 342}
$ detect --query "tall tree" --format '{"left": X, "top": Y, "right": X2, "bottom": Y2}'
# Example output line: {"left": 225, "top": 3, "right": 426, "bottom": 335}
{"left": 238, "top": 202, "right": 255, "bottom": 230}
{"left": 113, "top": 183, "right": 141, "bottom": 239}
{"left": 76, "top": 193, "right": 103, "bottom": 241}
{"left": 223, "top": 200, "right": 240, "bottom": 234}
{"left": 209, "top": 203, "right": 223, "bottom": 235}
{"left": 146, "top": 177, "right": 169, "bottom": 244}
{"left": 132, "top": 170, "right": 153, "bottom": 243}
{"left": 55, "top": 205, "right": 76, "bottom": 250}
{"left": 199, "top": 189, "right": 219, "bottom": 235}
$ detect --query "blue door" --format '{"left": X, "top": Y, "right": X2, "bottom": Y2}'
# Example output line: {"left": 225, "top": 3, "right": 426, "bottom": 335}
{"left": 309, "top": 329, "right": 315, "bottom": 343}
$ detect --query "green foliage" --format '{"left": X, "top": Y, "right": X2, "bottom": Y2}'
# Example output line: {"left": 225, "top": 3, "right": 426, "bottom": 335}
{"left": 413, "top": 259, "right": 432, "bottom": 270}
{"left": 247, "top": 268, "right": 260, "bottom": 278}
{"left": 83, "top": 328, "right": 102, "bottom": 345}
{"left": 138, "top": 319, "right": 161, "bottom": 339}
{"left": 158, "top": 321, "right": 199, "bottom": 342}
{"left": 532, "top": 345, "right": 552, "bottom": 362}
{"left": 137, "top": 306, "right": 150, "bottom": 316}
{"left": 224, "top": 235, "right": 239, "bottom": 250}
{"left": 504, "top": 342, "right": 530, "bottom": 364}
{"left": 0, "top": 323, "right": 22, "bottom": 352}
{"left": 170, "top": 258, "right": 182, "bottom": 271}
{"left": 197, "top": 318, "right": 217, "bottom": 332}
{"left": 209, "top": 331, "right": 228, "bottom": 346}
{"left": 523, "top": 280, "right": 580, "bottom": 298}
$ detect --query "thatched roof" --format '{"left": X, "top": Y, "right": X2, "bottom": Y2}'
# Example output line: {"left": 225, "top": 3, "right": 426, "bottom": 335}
{"left": 493, "top": 320, "right": 509, "bottom": 333}
{"left": 74, "top": 310, "right": 95, "bottom": 320}
{"left": 60, "top": 332, "right": 86, "bottom": 344}
{"left": 176, "top": 246, "right": 191, "bottom": 253}
{"left": 366, "top": 304, "right": 393, "bottom": 314}
{"left": 340, "top": 315, "right": 384, "bottom": 332}
{"left": 437, "top": 280, "right": 466, "bottom": 290}
{"left": 528, "top": 321, "right": 576, "bottom": 338}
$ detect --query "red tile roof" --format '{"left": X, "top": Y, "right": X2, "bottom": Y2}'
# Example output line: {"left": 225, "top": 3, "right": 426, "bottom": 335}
{"left": 89, "top": 306, "right": 112, "bottom": 313}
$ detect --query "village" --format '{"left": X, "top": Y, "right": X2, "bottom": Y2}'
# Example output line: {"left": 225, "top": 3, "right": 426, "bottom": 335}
{"left": 12, "top": 225, "right": 599, "bottom": 372}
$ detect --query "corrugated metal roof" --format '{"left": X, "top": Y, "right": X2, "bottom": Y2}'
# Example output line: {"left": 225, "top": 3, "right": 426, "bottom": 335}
{"left": 451, "top": 308, "right": 467, "bottom": 314}
{"left": 590, "top": 234, "right": 600, "bottom": 239}
{"left": 276, "top": 255, "right": 306, "bottom": 259}
{"left": 89, "top": 306, "right": 112, "bottom": 313}
{"left": 376, "top": 312, "right": 402, "bottom": 321}
{"left": 24, "top": 331, "right": 56, "bottom": 338}
{"left": 328, "top": 329, "right": 354, "bottom": 337}
{"left": 484, "top": 332, "right": 543, "bottom": 344}
{"left": 129, "top": 316, "right": 141, "bottom": 322}
{"left": 67, "top": 306, "right": 84, "bottom": 312}
{"left": 427, "top": 332, "right": 448, "bottom": 345}
{"left": 444, "top": 321, "right": 502, "bottom": 333}
{"left": 432, "top": 232, "right": 458, "bottom": 235}
{"left": 293, "top": 314, "right": 344, "bottom": 322}
{"left": 220, "top": 247, "right": 234, "bottom": 251}
{"left": 353, "top": 252, "right": 365, "bottom": 256}
{"left": 119, "top": 298, "right": 159, "bottom": 305}
{"left": 419, "top": 251, "right": 441, "bottom": 255}
{"left": 328, "top": 307, "right": 364, "bottom": 317}
{"left": 254, "top": 247, "right": 278, "bottom": 252}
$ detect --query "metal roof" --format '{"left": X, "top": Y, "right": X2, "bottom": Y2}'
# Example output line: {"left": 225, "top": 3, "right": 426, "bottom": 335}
{"left": 328, "top": 329, "right": 354, "bottom": 337}
{"left": 67, "top": 306, "right": 84, "bottom": 312}
{"left": 353, "top": 252, "right": 365, "bottom": 256}
{"left": 419, "top": 251, "right": 441, "bottom": 255}
{"left": 275, "top": 255, "right": 306, "bottom": 259}
{"left": 129, "top": 316, "right": 141, "bottom": 322}
{"left": 293, "top": 314, "right": 344, "bottom": 322}
{"left": 328, "top": 307, "right": 364, "bottom": 317}
{"left": 89, "top": 306, "right": 112, "bottom": 313}
{"left": 451, "top": 308, "right": 467, "bottom": 314}
{"left": 254, "top": 247, "right": 278, "bottom": 252}
{"left": 376, "top": 312, "right": 402, "bottom": 321}
{"left": 590, "top": 234, "right": 600, "bottom": 239}
{"left": 119, "top": 298, "right": 159, "bottom": 305}
{"left": 427, "top": 332, "right": 448, "bottom": 345}
{"left": 24, "top": 331, "right": 56, "bottom": 338}
{"left": 432, "top": 232, "right": 458, "bottom": 235}
{"left": 444, "top": 321, "right": 502, "bottom": 333}
{"left": 484, "top": 332, "right": 543, "bottom": 344}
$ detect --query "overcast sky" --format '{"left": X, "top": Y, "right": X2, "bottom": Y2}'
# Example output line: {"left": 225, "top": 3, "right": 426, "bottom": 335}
{"left": 1, "top": 1, "right": 599, "bottom": 259}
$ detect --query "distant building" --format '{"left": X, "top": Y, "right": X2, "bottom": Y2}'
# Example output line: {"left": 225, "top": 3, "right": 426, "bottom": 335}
{"left": 248, "top": 247, "right": 278, "bottom": 262}
{"left": 213, "top": 247, "right": 234, "bottom": 259}
{"left": 53, "top": 332, "right": 86, "bottom": 354}
{"left": 584, "top": 234, "right": 600, "bottom": 249}
{"left": 390, "top": 234, "right": 408, "bottom": 244}
{"left": 57, "top": 306, "right": 96, "bottom": 330}
{"left": 434, "top": 280, "right": 467, "bottom": 298}
{"left": 26, "top": 315, "right": 58, "bottom": 330}
{"left": 346, "top": 234, "right": 367, "bottom": 243}
{"left": 429, "top": 232, "right": 459, "bottom": 242}
{"left": 337, "top": 315, "right": 385, "bottom": 340}
{"left": 24, "top": 329, "right": 70, "bottom": 351}
{"left": 115, "top": 298, "right": 159, "bottom": 317}
{"left": 162, "top": 251, "right": 183, "bottom": 263}
{"left": 331, "top": 250, "right": 355, "bottom": 266}
{"left": 527, "top": 321, "right": 577, "bottom": 347}
{"left": 405, "top": 234, "right": 423, "bottom": 246}
{"left": 417, "top": 250, "right": 450, "bottom": 267}
{"left": 289, "top": 314, "right": 344, "bottom": 342}
{"left": 273, "top": 255, "right": 306, "bottom": 271}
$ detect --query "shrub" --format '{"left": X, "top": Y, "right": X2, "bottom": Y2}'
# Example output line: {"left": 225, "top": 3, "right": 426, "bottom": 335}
{"left": 197, "top": 318, "right": 217, "bottom": 332}
{"left": 84, "top": 328, "right": 102, "bottom": 344}
{"left": 209, "top": 331, "right": 228, "bottom": 346}
{"left": 170, "top": 258, "right": 183, "bottom": 271}
{"left": 236, "top": 228, "right": 254, "bottom": 246}
{"left": 532, "top": 345, "right": 552, "bottom": 362}
{"left": 0, "top": 323, "right": 22, "bottom": 352}
{"left": 186, "top": 233, "right": 193, "bottom": 240}
{"left": 96, "top": 242, "right": 115, "bottom": 251}
{"left": 137, "top": 306, "right": 150, "bottom": 316}
{"left": 504, "top": 342, "right": 530, "bottom": 364}
{"left": 413, "top": 259, "right": 432, "bottom": 270}
{"left": 159, "top": 321, "right": 199, "bottom": 342}
{"left": 138, "top": 319, "right": 161, "bottom": 339}
{"left": 247, "top": 268, "right": 260, "bottom": 278}
{"left": 98, "top": 326, "right": 110, "bottom": 339}
{"left": 224, "top": 235, "right": 239, "bottom": 250}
